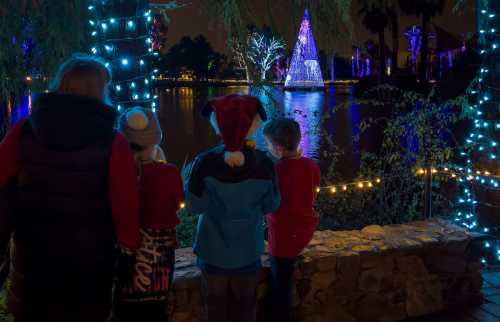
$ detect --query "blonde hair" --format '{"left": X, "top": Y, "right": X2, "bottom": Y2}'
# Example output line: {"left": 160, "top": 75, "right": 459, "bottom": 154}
{"left": 49, "top": 54, "right": 112, "bottom": 103}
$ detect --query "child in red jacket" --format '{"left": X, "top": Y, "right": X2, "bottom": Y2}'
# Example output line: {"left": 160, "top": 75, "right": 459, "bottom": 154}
{"left": 263, "top": 118, "right": 320, "bottom": 322}
{"left": 114, "top": 107, "right": 184, "bottom": 322}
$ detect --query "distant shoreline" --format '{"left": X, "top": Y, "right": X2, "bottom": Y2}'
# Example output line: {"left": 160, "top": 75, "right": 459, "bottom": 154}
{"left": 154, "top": 79, "right": 358, "bottom": 88}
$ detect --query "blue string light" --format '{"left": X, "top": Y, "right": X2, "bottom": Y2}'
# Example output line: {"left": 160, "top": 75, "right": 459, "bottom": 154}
{"left": 453, "top": 2, "right": 499, "bottom": 266}
{"left": 88, "top": 0, "right": 157, "bottom": 112}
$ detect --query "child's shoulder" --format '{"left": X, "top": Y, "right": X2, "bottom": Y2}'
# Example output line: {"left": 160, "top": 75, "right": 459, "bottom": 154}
{"left": 277, "top": 157, "right": 319, "bottom": 175}
{"left": 146, "top": 161, "right": 181, "bottom": 176}
{"left": 279, "top": 156, "right": 318, "bottom": 167}
{"left": 302, "top": 157, "right": 320, "bottom": 168}
{"left": 193, "top": 145, "right": 225, "bottom": 164}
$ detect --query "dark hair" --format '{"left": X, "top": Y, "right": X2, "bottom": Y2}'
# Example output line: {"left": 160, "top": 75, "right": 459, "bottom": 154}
{"left": 263, "top": 118, "right": 301, "bottom": 151}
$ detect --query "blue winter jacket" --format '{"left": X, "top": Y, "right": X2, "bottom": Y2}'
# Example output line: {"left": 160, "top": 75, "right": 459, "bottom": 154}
{"left": 185, "top": 145, "right": 280, "bottom": 270}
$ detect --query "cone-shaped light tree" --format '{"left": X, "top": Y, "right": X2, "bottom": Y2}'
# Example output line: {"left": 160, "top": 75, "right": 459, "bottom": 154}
{"left": 285, "top": 9, "right": 324, "bottom": 90}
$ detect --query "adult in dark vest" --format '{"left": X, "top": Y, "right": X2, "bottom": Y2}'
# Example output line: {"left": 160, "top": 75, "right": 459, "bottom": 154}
{"left": 0, "top": 54, "right": 141, "bottom": 322}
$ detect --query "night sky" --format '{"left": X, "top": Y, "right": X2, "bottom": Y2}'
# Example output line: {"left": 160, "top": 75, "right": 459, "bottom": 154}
{"left": 155, "top": 0, "right": 477, "bottom": 59}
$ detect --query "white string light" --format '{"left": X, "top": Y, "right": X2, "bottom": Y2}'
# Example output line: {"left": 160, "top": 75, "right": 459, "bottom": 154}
{"left": 316, "top": 177, "right": 382, "bottom": 194}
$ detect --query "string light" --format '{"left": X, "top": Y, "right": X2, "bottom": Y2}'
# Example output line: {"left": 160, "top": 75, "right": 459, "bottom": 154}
{"left": 416, "top": 167, "right": 500, "bottom": 190}
{"left": 316, "top": 178, "right": 382, "bottom": 194}
{"left": 315, "top": 166, "right": 497, "bottom": 199}
{"left": 88, "top": 1, "right": 158, "bottom": 112}
{"left": 453, "top": 2, "right": 500, "bottom": 267}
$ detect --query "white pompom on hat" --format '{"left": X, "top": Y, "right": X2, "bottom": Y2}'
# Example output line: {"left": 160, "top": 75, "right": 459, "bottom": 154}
{"left": 126, "top": 109, "right": 149, "bottom": 130}
{"left": 119, "top": 107, "right": 162, "bottom": 148}
{"left": 202, "top": 94, "right": 266, "bottom": 167}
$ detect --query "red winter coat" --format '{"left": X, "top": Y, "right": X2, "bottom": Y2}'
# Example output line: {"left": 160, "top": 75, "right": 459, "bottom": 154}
{"left": 266, "top": 157, "right": 320, "bottom": 258}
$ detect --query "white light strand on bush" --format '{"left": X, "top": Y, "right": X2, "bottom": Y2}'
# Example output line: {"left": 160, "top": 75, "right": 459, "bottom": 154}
{"left": 88, "top": 0, "right": 158, "bottom": 112}
{"left": 316, "top": 164, "right": 499, "bottom": 198}
{"left": 316, "top": 178, "right": 382, "bottom": 194}
{"left": 416, "top": 167, "right": 500, "bottom": 190}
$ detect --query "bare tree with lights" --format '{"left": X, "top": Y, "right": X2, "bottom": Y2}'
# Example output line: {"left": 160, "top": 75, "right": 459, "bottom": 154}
{"left": 247, "top": 31, "right": 285, "bottom": 80}
{"left": 229, "top": 36, "right": 251, "bottom": 82}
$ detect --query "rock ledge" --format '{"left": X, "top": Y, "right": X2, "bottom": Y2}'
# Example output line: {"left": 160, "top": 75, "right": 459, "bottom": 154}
{"left": 170, "top": 219, "right": 483, "bottom": 322}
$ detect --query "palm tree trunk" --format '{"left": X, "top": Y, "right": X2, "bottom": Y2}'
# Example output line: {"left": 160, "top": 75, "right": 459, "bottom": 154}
{"left": 245, "top": 64, "right": 251, "bottom": 83}
{"left": 331, "top": 53, "right": 335, "bottom": 81}
{"left": 379, "top": 28, "right": 386, "bottom": 83}
{"left": 391, "top": 17, "right": 399, "bottom": 71}
{"left": 420, "top": 12, "right": 430, "bottom": 83}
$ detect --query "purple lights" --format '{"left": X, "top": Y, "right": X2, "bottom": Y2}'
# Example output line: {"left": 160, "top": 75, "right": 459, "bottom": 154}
{"left": 285, "top": 9, "right": 324, "bottom": 90}
{"left": 404, "top": 25, "right": 422, "bottom": 73}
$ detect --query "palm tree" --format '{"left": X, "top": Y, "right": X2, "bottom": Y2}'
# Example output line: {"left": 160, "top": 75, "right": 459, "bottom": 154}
{"left": 398, "top": 0, "right": 446, "bottom": 83}
{"left": 359, "top": 0, "right": 390, "bottom": 82}
{"left": 387, "top": 1, "right": 400, "bottom": 71}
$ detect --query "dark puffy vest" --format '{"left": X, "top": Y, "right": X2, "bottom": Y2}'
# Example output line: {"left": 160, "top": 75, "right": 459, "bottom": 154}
{"left": 7, "top": 93, "right": 119, "bottom": 316}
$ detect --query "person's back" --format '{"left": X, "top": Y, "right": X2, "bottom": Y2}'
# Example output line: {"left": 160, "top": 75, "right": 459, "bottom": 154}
{"left": 0, "top": 55, "right": 141, "bottom": 322}
{"left": 186, "top": 95, "right": 280, "bottom": 322}
{"left": 139, "top": 162, "right": 183, "bottom": 230}
{"left": 190, "top": 145, "right": 277, "bottom": 269}
{"left": 263, "top": 118, "right": 320, "bottom": 322}
{"left": 113, "top": 107, "right": 183, "bottom": 322}
{"left": 267, "top": 157, "right": 320, "bottom": 257}
{"left": 9, "top": 93, "right": 118, "bottom": 316}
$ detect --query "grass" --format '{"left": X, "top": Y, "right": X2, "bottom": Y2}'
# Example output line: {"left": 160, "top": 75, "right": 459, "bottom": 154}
{"left": 0, "top": 291, "right": 12, "bottom": 322}
{"left": 176, "top": 208, "right": 198, "bottom": 248}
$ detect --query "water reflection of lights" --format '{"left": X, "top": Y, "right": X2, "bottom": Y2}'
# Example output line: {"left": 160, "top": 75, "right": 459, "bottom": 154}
{"left": 283, "top": 91, "right": 323, "bottom": 159}
{"left": 9, "top": 93, "right": 32, "bottom": 124}
{"left": 159, "top": 85, "right": 366, "bottom": 168}
{"left": 179, "top": 87, "right": 194, "bottom": 98}
{"left": 28, "top": 93, "right": 32, "bottom": 114}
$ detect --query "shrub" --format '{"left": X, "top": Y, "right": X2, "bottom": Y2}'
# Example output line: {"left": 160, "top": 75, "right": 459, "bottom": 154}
{"left": 316, "top": 85, "right": 468, "bottom": 230}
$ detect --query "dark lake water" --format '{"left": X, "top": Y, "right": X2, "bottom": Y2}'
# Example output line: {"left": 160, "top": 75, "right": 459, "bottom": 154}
{"left": 157, "top": 84, "right": 373, "bottom": 178}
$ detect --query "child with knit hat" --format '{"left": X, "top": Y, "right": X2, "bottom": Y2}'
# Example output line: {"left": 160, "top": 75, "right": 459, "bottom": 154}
{"left": 113, "top": 107, "right": 184, "bottom": 322}
{"left": 185, "top": 94, "right": 281, "bottom": 322}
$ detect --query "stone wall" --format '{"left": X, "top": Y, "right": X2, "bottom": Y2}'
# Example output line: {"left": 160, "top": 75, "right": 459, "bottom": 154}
{"left": 169, "top": 219, "right": 483, "bottom": 322}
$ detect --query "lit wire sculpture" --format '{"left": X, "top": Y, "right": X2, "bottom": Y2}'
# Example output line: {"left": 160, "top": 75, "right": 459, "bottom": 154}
{"left": 285, "top": 9, "right": 324, "bottom": 90}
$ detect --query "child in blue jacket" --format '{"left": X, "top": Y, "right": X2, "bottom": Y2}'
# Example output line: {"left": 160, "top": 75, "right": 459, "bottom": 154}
{"left": 185, "top": 94, "right": 280, "bottom": 322}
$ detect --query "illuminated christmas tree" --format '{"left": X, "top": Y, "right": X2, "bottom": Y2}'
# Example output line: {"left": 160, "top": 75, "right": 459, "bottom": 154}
{"left": 88, "top": 0, "right": 158, "bottom": 112}
{"left": 285, "top": 9, "right": 324, "bottom": 90}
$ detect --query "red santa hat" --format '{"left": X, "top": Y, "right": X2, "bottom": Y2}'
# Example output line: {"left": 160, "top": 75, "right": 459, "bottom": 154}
{"left": 202, "top": 94, "right": 267, "bottom": 152}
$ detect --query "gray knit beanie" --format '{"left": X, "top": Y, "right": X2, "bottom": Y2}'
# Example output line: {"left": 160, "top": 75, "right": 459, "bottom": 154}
{"left": 119, "top": 107, "right": 162, "bottom": 148}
